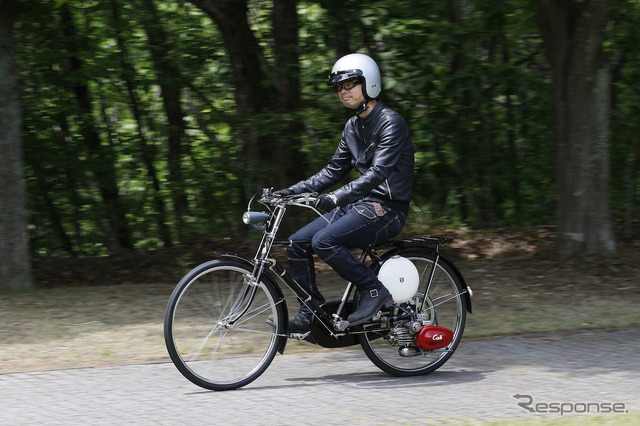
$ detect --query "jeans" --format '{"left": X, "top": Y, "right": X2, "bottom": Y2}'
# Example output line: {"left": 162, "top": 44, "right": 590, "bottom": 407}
{"left": 287, "top": 201, "right": 407, "bottom": 306}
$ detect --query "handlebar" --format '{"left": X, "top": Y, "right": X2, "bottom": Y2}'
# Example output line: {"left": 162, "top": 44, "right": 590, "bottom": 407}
{"left": 258, "top": 189, "right": 318, "bottom": 207}
{"left": 243, "top": 189, "right": 326, "bottom": 229}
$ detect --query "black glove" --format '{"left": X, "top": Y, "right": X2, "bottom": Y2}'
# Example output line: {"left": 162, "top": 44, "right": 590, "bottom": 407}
{"left": 314, "top": 194, "right": 338, "bottom": 213}
{"left": 273, "top": 188, "right": 295, "bottom": 197}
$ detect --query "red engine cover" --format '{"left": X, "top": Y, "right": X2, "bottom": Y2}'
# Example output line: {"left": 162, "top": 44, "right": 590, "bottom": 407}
{"left": 415, "top": 325, "right": 454, "bottom": 350}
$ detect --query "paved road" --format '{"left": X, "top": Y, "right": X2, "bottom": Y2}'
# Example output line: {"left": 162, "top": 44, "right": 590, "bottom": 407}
{"left": 1, "top": 329, "right": 638, "bottom": 425}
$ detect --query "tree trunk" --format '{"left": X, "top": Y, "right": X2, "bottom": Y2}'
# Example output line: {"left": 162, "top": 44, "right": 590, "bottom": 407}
{"left": 110, "top": 0, "right": 173, "bottom": 248}
{"left": 0, "top": 4, "right": 34, "bottom": 291}
{"left": 320, "top": 0, "right": 352, "bottom": 58}
{"left": 190, "top": 0, "right": 270, "bottom": 116}
{"left": 59, "top": 6, "right": 134, "bottom": 252}
{"left": 272, "top": 0, "right": 307, "bottom": 186}
{"left": 189, "top": 0, "right": 272, "bottom": 196}
{"left": 138, "top": 0, "right": 189, "bottom": 237}
{"left": 30, "top": 150, "right": 75, "bottom": 255}
{"left": 535, "top": 0, "right": 616, "bottom": 256}
{"left": 190, "top": 0, "right": 305, "bottom": 191}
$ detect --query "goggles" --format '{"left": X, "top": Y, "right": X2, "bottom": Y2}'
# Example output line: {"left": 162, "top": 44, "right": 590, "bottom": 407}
{"left": 333, "top": 79, "right": 361, "bottom": 92}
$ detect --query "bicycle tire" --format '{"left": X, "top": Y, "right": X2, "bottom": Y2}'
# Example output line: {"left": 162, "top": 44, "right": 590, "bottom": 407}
{"left": 164, "top": 259, "right": 287, "bottom": 390}
{"left": 359, "top": 249, "right": 467, "bottom": 376}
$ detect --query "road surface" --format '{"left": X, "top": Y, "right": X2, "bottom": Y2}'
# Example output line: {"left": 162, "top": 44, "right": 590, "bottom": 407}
{"left": 1, "top": 329, "right": 638, "bottom": 425}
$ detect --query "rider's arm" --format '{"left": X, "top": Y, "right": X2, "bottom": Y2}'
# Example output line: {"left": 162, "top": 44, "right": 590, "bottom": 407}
{"left": 287, "top": 134, "right": 354, "bottom": 194}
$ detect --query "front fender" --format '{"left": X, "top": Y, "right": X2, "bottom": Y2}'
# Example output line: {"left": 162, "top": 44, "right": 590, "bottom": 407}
{"left": 215, "top": 252, "right": 289, "bottom": 354}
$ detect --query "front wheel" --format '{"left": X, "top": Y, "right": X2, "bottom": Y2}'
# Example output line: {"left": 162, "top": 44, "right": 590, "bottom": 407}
{"left": 359, "top": 250, "right": 468, "bottom": 376}
{"left": 164, "top": 260, "right": 287, "bottom": 390}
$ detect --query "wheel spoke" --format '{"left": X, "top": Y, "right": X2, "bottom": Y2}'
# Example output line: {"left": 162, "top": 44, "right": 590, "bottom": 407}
{"left": 359, "top": 250, "right": 467, "bottom": 376}
{"left": 164, "top": 261, "right": 284, "bottom": 390}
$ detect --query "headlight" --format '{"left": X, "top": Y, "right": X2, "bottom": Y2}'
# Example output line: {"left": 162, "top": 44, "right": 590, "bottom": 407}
{"left": 242, "top": 211, "right": 270, "bottom": 225}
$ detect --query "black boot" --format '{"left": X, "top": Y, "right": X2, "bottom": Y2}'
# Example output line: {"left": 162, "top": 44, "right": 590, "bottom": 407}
{"left": 288, "top": 281, "right": 326, "bottom": 332}
{"left": 265, "top": 302, "right": 321, "bottom": 333}
{"left": 347, "top": 285, "right": 393, "bottom": 326}
{"left": 289, "top": 293, "right": 329, "bottom": 333}
{"left": 266, "top": 278, "right": 325, "bottom": 333}
{"left": 288, "top": 310, "right": 312, "bottom": 333}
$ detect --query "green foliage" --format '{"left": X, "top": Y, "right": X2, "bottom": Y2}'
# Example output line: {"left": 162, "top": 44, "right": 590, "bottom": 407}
{"left": 608, "top": 0, "right": 640, "bottom": 235}
{"left": 11, "top": 0, "right": 640, "bottom": 256}
{"left": 355, "top": 0, "right": 556, "bottom": 225}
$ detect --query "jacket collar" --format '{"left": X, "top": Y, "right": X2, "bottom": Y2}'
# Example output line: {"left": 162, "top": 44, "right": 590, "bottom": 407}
{"left": 357, "top": 100, "right": 384, "bottom": 123}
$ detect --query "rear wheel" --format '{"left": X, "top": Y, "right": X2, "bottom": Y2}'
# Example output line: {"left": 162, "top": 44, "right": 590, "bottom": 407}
{"left": 359, "top": 250, "right": 467, "bottom": 376}
{"left": 164, "top": 260, "right": 286, "bottom": 390}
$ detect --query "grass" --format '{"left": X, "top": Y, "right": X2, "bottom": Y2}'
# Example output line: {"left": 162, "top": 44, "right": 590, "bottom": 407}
{"left": 477, "top": 412, "right": 640, "bottom": 425}
{"left": 2, "top": 224, "right": 640, "bottom": 375}
{"left": 0, "top": 283, "right": 172, "bottom": 371}
{"left": 461, "top": 251, "right": 640, "bottom": 338}
{"left": 2, "top": 246, "right": 639, "bottom": 374}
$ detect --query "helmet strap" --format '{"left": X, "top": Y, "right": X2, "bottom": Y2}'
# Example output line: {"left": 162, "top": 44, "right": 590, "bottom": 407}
{"left": 354, "top": 100, "right": 369, "bottom": 117}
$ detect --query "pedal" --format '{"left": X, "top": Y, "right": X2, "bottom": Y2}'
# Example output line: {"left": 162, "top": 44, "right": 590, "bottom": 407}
{"left": 333, "top": 320, "right": 350, "bottom": 331}
{"left": 288, "top": 331, "right": 316, "bottom": 344}
{"left": 289, "top": 331, "right": 310, "bottom": 340}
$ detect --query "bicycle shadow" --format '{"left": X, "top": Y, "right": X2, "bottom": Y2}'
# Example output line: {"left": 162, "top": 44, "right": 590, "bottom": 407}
{"left": 235, "top": 369, "right": 487, "bottom": 392}
{"left": 285, "top": 370, "right": 489, "bottom": 389}
{"left": 181, "top": 367, "right": 486, "bottom": 394}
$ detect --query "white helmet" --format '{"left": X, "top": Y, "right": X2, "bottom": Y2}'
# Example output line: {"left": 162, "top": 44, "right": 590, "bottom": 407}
{"left": 327, "top": 53, "right": 382, "bottom": 99}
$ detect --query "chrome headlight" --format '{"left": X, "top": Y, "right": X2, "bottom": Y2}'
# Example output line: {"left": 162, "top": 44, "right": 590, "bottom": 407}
{"left": 242, "top": 211, "right": 270, "bottom": 225}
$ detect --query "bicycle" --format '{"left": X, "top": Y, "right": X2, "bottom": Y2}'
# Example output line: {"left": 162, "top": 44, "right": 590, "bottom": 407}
{"left": 164, "top": 189, "right": 472, "bottom": 391}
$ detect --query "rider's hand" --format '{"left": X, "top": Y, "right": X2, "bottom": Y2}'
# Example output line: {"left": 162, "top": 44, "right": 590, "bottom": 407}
{"left": 315, "top": 193, "right": 338, "bottom": 213}
{"left": 273, "top": 188, "right": 295, "bottom": 197}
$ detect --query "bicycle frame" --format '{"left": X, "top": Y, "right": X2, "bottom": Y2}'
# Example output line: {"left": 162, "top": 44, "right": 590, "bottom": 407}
{"left": 165, "top": 189, "right": 473, "bottom": 390}
{"left": 245, "top": 192, "right": 340, "bottom": 334}
{"left": 234, "top": 190, "right": 472, "bottom": 340}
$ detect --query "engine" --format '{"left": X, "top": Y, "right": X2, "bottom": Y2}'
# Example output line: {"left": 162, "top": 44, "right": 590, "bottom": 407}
{"left": 387, "top": 322, "right": 454, "bottom": 357}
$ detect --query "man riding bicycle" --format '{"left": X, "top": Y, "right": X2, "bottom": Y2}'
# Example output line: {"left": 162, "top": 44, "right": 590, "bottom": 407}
{"left": 274, "top": 53, "right": 414, "bottom": 332}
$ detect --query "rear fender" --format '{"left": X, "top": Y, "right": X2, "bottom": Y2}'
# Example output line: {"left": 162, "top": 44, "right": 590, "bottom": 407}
{"left": 436, "top": 252, "right": 472, "bottom": 313}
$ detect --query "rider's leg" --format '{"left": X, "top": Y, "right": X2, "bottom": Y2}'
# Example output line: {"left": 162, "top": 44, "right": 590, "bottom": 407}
{"left": 311, "top": 202, "right": 406, "bottom": 326}
{"left": 285, "top": 216, "right": 330, "bottom": 331}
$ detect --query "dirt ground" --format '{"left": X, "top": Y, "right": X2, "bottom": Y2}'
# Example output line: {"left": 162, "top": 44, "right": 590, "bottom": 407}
{"left": 31, "top": 225, "right": 562, "bottom": 288}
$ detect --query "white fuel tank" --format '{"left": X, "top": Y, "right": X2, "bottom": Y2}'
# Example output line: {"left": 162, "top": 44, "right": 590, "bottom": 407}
{"left": 377, "top": 255, "right": 420, "bottom": 303}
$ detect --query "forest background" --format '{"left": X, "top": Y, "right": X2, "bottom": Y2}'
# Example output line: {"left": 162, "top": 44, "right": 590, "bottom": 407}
{"left": 1, "top": 0, "right": 640, "bottom": 291}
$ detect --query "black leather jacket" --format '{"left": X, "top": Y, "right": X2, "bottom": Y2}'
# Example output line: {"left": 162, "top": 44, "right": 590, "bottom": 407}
{"left": 292, "top": 101, "right": 414, "bottom": 212}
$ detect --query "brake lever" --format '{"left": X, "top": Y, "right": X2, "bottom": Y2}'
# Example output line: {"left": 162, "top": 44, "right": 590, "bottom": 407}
{"left": 295, "top": 192, "right": 318, "bottom": 205}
